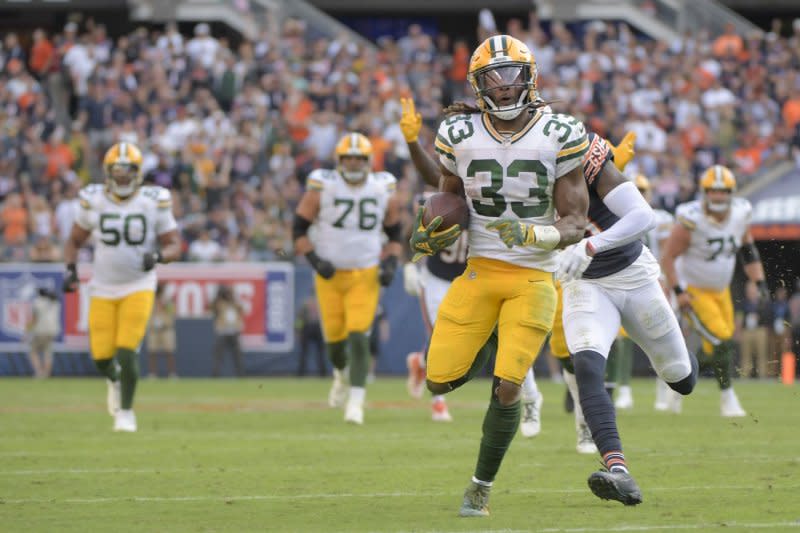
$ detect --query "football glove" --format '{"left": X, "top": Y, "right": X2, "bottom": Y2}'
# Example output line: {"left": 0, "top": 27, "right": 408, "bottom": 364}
{"left": 557, "top": 239, "right": 594, "bottom": 282}
{"left": 610, "top": 131, "right": 636, "bottom": 171}
{"left": 379, "top": 255, "right": 399, "bottom": 287}
{"left": 399, "top": 97, "right": 422, "bottom": 143}
{"left": 485, "top": 218, "right": 536, "bottom": 249}
{"left": 62, "top": 263, "right": 79, "bottom": 293}
{"left": 409, "top": 207, "right": 461, "bottom": 262}
{"left": 307, "top": 251, "right": 336, "bottom": 280}
{"left": 143, "top": 251, "right": 162, "bottom": 272}
{"left": 402, "top": 262, "right": 421, "bottom": 296}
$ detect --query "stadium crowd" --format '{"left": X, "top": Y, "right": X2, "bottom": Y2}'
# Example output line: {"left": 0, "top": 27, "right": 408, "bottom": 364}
{"left": 1, "top": 11, "right": 800, "bottom": 265}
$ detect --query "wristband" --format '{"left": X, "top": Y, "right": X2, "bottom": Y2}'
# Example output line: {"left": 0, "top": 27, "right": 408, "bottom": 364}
{"left": 532, "top": 225, "right": 561, "bottom": 251}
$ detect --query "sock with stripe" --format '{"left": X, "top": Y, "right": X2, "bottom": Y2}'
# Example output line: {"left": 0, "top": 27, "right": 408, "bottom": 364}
{"left": 603, "top": 451, "right": 629, "bottom": 473}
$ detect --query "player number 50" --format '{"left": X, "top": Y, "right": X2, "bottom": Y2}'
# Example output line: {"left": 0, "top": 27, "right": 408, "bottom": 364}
{"left": 99, "top": 213, "right": 147, "bottom": 246}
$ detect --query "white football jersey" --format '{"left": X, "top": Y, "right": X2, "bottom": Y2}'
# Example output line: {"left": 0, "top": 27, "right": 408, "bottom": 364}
{"left": 435, "top": 111, "right": 588, "bottom": 271}
{"left": 308, "top": 169, "right": 396, "bottom": 270}
{"left": 642, "top": 208, "right": 674, "bottom": 261}
{"left": 675, "top": 197, "right": 751, "bottom": 291}
{"left": 75, "top": 184, "right": 177, "bottom": 298}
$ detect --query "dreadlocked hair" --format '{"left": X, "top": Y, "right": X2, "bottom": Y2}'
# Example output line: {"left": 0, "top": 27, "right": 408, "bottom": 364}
{"left": 443, "top": 102, "right": 481, "bottom": 116}
{"left": 443, "top": 98, "right": 557, "bottom": 117}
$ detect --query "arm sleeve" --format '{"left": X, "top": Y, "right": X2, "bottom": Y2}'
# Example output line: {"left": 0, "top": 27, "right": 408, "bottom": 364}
{"left": 586, "top": 181, "right": 656, "bottom": 254}
{"left": 555, "top": 116, "right": 589, "bottom": 178}
{"left": 434, "top": 121, "right": 458, "bottom": 175}
{"left": 155, "top": 188, "right": 178, "bottom": 235}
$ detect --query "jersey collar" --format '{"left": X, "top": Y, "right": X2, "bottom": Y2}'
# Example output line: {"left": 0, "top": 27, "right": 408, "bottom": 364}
{"left": 481, "top": 109, "right": 542, "bottom": 145}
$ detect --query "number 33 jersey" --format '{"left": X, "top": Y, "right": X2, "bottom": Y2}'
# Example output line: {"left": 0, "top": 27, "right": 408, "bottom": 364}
{"left": 307, "top": 169, "right": 397, "bottom": 270}
{"left": 434, "top": 111, "right": 588, "bottom": 272}
{"left": 75, "top": 184, "right": 177, "bottom": 298}
{"left": 674, "top": 197, "right": 752, "bottom": 291}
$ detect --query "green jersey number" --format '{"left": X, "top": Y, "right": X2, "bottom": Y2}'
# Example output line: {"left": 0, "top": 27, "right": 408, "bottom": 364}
{"left": 99, "top": 213, "right": 147, "bottom": 246}
{"left": 543, "top": 115, "right": 581, "bottom": 143}
{"left": 467, "top": 159, "right": 550, "bottom": 218}
{"left": 444, "top": 114, "right": 475, "bottom": 145}
{"left": 333, "top": 198, "right": 379, "bottom": 230}
{"left": 706, "top": 236, "right": 737, "bottom": 261}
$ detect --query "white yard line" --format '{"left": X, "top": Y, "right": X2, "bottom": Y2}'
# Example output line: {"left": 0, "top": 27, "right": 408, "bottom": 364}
{"left": 2, "top": 484, "right": 798, "bottom": 504}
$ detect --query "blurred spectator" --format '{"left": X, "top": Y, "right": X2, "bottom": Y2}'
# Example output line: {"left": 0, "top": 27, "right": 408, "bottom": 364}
{"left": 1, "top": 193, "right": 28, "bottom": 245}
{"left": 147, "top": 283, "right": 178, "bottom": 379}
{"left": 188, "top": 229, "right": 223, "bottom": 262}
{"left": 211, "top": 285, "right": 244, "bottom": 377}
{"left": 736, "top": 281, "right": 770, "bottom": 378}
{"left": 790, "top": 281, "right": 800, "bottom": 358}
{"left": 770, "top": 285, "right": 792, "bottom": 374}
{"left": 26, "top": 287, "right": 60, "bottom": 378}
{"left": 296, "top": 295, "right": 325, "bottom": 377}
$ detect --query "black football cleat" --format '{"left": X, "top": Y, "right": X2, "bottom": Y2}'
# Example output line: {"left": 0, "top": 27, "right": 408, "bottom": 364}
{"left": 588, "top": 470, "right": 643, "bottom": 506}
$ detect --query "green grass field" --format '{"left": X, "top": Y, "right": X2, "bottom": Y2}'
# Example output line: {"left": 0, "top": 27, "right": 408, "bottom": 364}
{"left": 1, "top": 377, "right": 799, "bottom": 532}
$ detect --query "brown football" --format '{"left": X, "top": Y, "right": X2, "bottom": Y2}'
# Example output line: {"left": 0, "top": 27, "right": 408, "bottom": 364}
{"left": 422, "top": 192, "right": 470, "bottom": 231}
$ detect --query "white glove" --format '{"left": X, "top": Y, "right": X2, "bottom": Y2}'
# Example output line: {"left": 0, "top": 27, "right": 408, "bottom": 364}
{"left": 402, "top": 262, "right": 421, "bottom": 296}
{"left": 557, "top": 239, "right": 593, "bottom": 282}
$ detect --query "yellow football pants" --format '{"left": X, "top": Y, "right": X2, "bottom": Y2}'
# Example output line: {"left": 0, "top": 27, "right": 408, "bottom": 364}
{"left": 427, "top": 257, "right": 556, "bottom": 385}
{"left": 89, "top": 290, "right": 155, "bottom": 361}
{"left": 685, "top": 285, "right": 734, "bottom": 354}
{"left": 314, "top": 266, "right": 380, "bottom": 343}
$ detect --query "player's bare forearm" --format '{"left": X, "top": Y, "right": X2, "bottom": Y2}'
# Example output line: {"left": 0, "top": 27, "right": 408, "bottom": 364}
{"left": 552, "top": 166, "right": 589, "bottom": 247}
{"left": 439, "top": 169, "right": 465, "bottom": 197}
{"left": 744, "top": 261, "right": 765, "bottom": 283}
{"left": 294, "top": 236, "right": 313, "bottom": 256}
{"left": 158, "top": 230, "right": 182, "bottom": 263}
{"left": 408, "top": 141, "right": 441, "bottom": 188}
{"left": 553, "top": 214, "right": 587, "bottom": 247}
{"left": 64, "top": 225, "right": 90, "bottom": 265}
{"left": 661, "top": 224, "right": 690, "bottom": 289}
{"left": 383, "top": 241, "right": 403, "bottom": 258}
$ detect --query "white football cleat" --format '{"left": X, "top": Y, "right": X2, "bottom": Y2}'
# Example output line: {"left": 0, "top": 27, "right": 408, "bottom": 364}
{"left": 720, "top": 388, "right": 746, "bottom": 417}
{"left": 614, "top": 385, "right": 633, "bottom": 410}
{"left": 576, "top": 422, "right": 598, "bottom": 455}
{"left": 344, "top": 399, "right": 364, "bottom": 425}
{"left": 654, "top": 379, "right": 670, "bottom": 411}
{"left": 520, "top": 391, "right": 543, "bottom": 438}
{"left": 328, "top": 368, "right": 348, "bottom": 408}
{"left": 113, "top": 409, "right": 137, "bottom": 432}
{"left": 106, "top": 379, "right": 120, "bottom": 416}
{"left": 667, "top": 389, "right": 683, "bottom": 414}
{"left": 431, "top": 398, "right": 453, "bottom": 422}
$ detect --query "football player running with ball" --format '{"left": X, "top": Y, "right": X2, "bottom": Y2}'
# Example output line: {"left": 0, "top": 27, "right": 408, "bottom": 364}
{"left": 63, "top": 142, "right": 181, "bottom": 432}
{"left": 661, "top": 165, "right": 768, "bottom": 418}
{"left": 293, "top": 133, "right": 403, "bottom": 425}
{"left": 409, "top": 35, "right": 589, "bottom": 517}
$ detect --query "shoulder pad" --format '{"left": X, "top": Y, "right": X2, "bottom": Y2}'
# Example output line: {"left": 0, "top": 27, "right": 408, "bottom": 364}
{"left": 675, "top": 201, "right": 700, "bottom": 230}
{"left": 307, "top": 168, "right": 336, "bottom": 191}
{"left": 78, "top": 184, "right": 104, "bottom": 208}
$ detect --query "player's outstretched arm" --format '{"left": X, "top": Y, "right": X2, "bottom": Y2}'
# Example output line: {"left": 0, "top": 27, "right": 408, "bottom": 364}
{"left": 62, "top": 224, "right": 91, "bottom": 292}
{"left": 400, "top": 97, "right": 441, "bottom": 188}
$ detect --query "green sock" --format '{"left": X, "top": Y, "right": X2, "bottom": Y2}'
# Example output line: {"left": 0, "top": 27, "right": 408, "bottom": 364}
{"left": 95, "top": 358, "right": 119, "bottom": 381}
{"left": 712, "top": 341, "right": 734, "bottom": 390}
{"left": 116, "top": 348, "right": 139, "bottom": 410}
{"left": 474, "top": 396, "right": 521, "bottom": 483}
{"left": 348, "top": 332, "right": 370, "bottom": 387}
{"left": 615, "top": 337, "right": 634, "bottom": 386}
{"left": 327, "top": 341, "right": 348, "bottom": 371}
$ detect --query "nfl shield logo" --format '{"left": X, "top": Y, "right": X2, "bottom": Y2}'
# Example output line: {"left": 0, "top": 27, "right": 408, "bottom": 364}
{"left": 0, "top": 272, "right": 47, "bottom": 338}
